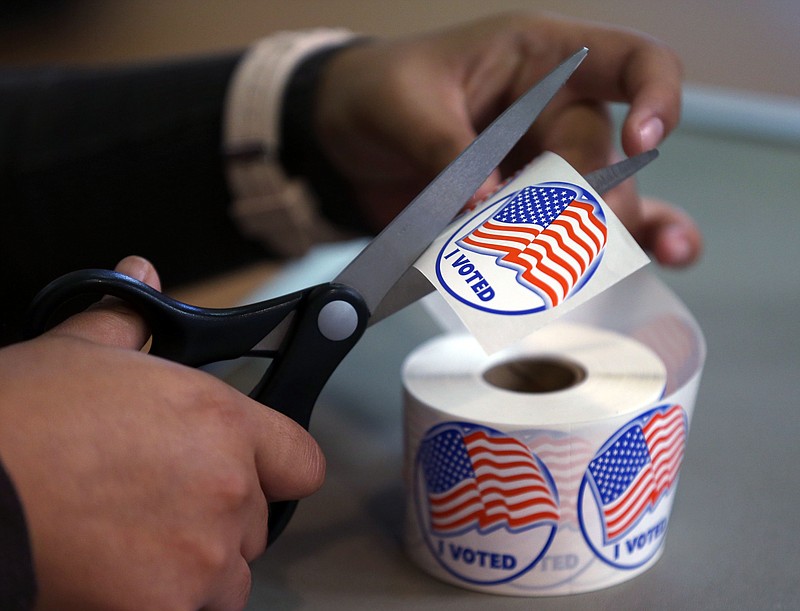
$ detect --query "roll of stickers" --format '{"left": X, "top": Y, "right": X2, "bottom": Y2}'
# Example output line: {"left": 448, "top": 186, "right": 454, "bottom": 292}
{"left": 402, "top": 271, "right": 705, "bottom": 595}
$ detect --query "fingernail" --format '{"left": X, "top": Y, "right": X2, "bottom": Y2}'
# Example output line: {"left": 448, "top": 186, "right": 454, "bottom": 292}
{"left": 639, "top": 117, "right": 665, "bottom": 150}
{"left": 664, "top": 225, "right": 692, "bottom": 265}
{"left": 115, "top": 256, "right": 149, "bottom": 282}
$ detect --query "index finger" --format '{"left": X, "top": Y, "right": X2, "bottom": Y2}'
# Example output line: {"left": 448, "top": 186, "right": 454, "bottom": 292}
{"left": 522, "top": 14, "right": 683, "bottom": 152}
{"left": 244, "top": 399, "right": 326, "bottom": 502}
{"left": 557, "top": 21, "right": 683, "bottom": 153}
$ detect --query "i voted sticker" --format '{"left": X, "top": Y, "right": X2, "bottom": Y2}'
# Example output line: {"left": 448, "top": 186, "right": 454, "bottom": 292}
{"left": 436, "top": 181, "right": 607, "bottom": 315}
{"left": 414, "top": 422, "right": 559, "bottom": 585}
{"left": 579, "top": 404, "right": 687, "bottom": 569}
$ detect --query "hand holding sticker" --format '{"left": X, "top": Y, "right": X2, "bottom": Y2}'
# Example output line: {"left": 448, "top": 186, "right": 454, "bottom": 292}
{"left": 415, "top": 153, "right": 650, "bottom": 353}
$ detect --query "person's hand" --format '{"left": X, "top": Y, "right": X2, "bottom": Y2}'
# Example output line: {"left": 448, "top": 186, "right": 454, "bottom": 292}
{"left": 315, "top": 12, "right": 702, "bottom": 266}
{"left": 0, "top": 256, "right": 325, "bottom": 611}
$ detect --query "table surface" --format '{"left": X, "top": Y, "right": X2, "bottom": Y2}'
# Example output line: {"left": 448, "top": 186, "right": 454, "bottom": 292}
{"left": 185, "top": 93, "right": 800, "bottom": 610}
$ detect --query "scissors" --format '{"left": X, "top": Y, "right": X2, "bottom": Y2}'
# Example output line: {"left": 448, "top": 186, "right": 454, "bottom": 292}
{"left": 23, "top": 47, "right": 657, "bottom": 545}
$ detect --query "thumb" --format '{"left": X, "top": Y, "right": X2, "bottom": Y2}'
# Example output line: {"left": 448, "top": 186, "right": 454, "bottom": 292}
{"left": 50, "top": 256, "right": 162, "bottom": 350}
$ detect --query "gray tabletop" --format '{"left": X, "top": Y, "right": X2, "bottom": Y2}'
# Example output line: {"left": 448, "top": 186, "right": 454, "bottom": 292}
{"left": 232, "top": 87, "right": 800, "bottom": 610}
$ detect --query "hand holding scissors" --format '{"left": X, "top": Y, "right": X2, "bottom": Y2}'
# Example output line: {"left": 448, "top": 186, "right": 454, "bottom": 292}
{"left": 24, "top": 48, "right": 657, "bottom": 544}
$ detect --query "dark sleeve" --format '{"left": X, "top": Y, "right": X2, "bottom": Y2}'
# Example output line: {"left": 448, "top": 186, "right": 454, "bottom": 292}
{"left": 0, "top": 53, "right": 269, "bottom": 344}
{"left": 0, "top": 458, "right": 36, "bottom": 610}
{"left": 0, "top": 46, "right": 358, "bottom": 345}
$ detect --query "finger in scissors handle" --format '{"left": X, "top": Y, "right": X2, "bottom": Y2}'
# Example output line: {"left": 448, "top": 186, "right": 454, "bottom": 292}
{"left": 24, "top": 269, "right": 304, "bottom": 367}
{"left": 248, "top": 283, "right": 370, "bottom": 545}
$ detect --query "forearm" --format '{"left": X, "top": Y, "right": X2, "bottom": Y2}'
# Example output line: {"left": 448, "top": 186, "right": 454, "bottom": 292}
{"left": 0, "top": 53, "right": 270, "bottom": 339}
{"left": 0, "top": 34, "right": 361, "bottom": 345}
{"left": 0, "top": 56, "right": 270, "bottom": 342}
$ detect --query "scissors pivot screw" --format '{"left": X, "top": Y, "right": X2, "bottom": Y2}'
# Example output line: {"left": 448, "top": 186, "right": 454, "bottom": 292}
{"left": 317, "top": 300, "right": 359, "bottom": 341}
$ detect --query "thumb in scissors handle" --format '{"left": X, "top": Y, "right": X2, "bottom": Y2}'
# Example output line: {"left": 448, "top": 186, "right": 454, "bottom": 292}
{"left": 23, "top": 269, "right": 303, "bottom": 367}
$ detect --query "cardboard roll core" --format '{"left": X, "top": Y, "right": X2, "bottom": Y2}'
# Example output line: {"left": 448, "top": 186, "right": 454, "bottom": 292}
{"left": 483, "top": 357, "right": 587, "bottom": 393}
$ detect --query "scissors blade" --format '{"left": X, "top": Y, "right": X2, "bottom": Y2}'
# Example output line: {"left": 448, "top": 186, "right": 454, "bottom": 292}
{"left": 367, "top": 150, "right": 660, "bottom": 325}
{"left": 584, "top": 149, "right": 659, "bottom": 193}
{"left": 333, "top": 47, "right": 588, "bottom": 314}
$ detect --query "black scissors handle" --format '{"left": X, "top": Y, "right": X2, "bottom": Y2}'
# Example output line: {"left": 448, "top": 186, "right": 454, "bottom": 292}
{"left": 250, "top": 282, "right": 369, "bottom": 542}
{"left": 24, "top": 269, "right": 304, "bottom": 365}
{"left": 24, "top": 270, "right": 369, "bottom": 544}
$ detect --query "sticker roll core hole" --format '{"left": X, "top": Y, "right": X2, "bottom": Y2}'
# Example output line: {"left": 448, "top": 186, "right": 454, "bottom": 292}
{"left": 482, "top": 357, "right": 586, "bottom": 393}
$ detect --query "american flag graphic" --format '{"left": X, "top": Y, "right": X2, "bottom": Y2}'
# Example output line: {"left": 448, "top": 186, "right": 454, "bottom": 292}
{"left": 458, "top": 185, "right": 607, "bottom": 308}
{"left": 588, "top": 405, "right": 686, "bottom": 543}
{"left": 526, "top": 432, "right": 595, "bottom": 529}
{"left": 633, "top": 314, "right": 701, "bottom": 396}
{"left": 419, "top": 427, "right": 559, "bottom": 536}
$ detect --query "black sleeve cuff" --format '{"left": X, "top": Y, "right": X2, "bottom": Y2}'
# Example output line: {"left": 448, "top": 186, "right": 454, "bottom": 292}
{"left": 0, "top": 458, "right": 36, "bottom": 610}
{"left": 279, "top": 41, "right": 373, "bottom": 234}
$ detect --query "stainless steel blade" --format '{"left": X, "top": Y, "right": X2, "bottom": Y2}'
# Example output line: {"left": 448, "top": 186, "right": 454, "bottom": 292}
{"left": 334, "top": 47, "right": 588, "bottom": 314}
{"left": 367, "top": 150, "right": 659, "bottom": 325}
{"left": 584, "top": 149, "right": 659, "bottom": 193}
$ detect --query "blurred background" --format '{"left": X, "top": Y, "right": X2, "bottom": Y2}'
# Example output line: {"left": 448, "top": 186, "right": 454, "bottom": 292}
{"left": 3, "top": 2, "right": 799, "bottom": 608}
{"left": 1, "top": 0, "right": 799, "bottom": 98}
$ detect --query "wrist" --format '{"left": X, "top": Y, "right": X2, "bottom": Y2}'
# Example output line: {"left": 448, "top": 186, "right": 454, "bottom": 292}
{"left": 224, "top": 29, "right": 357, "bottom": 257}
